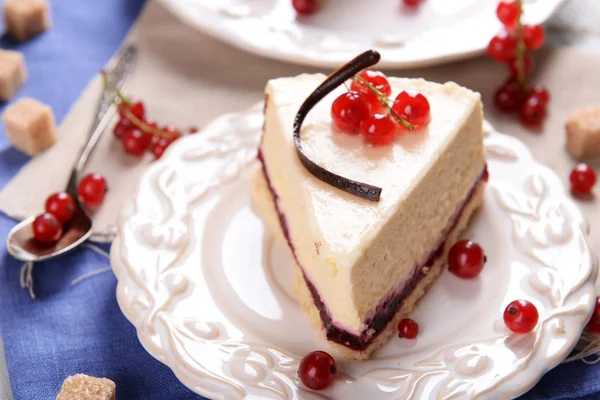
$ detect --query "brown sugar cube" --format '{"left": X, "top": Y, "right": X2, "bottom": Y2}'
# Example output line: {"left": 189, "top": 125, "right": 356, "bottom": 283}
{"left": 56, "top": 374, "right": 116, "bottom": 400}
{"left": 3, "top": 0, "right": 52, "bottom": 42}
{"left": 2, "top": 98, "right": 57, "bottom": 156}
{"left": 0, "top": 50, "right": 28, "bottom": 102}
{"left": 566, "top": 106, "right": 600, "bottom": 160}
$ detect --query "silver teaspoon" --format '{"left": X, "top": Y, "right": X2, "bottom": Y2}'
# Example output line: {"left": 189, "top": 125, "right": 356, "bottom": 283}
{"left": 6, "top": 45, "right": 138, "bottom": 262}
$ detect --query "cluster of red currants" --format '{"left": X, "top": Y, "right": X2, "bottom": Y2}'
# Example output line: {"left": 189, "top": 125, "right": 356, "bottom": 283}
{"left": 331, "top": 70, "right": 431, "bottom": 146}
{"left": 292, "top": 0, "right": 424, "bottom": 15}
{"left": 113, "top": 99, "right": 197, "bottom": 160}
{"left": 488, "top": 0, "right": 549, "bottom": 128}
{"left": 32, "top": 173, "right": 107, "bottom": 244}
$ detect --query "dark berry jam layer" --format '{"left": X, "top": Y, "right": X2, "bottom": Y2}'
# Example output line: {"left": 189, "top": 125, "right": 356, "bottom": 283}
{"left": 258, "top": 149, "right": 485, "bottom": 352}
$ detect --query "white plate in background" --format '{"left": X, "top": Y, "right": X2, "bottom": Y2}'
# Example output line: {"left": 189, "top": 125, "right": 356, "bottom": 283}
{"left": 157, "top": 0, "right": 568, "bottom": 69}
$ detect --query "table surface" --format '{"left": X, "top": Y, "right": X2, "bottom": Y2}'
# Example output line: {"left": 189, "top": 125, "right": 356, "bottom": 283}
{"left": 0, "top": 1, "right": 598, "bottom": 399}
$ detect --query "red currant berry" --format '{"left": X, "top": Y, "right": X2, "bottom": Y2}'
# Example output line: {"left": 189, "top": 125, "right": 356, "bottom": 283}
{"left": 494, "top": 80, "right": 523, "bottom": 113}
{"left": 483, "top": 166, "right": 489, "bottom": 182}
{"left": 113, "top": 118, "right": 133, "bottom": 139}
{"left": 524, "top": 24, "right": 545, "bottom": 51}
{"left": 298, "top": 351, "right": 337, "bottom": 390}
{"left": 78, "top": 173, "right": 107, "bottom": 206}
{"left": 487, "top": 31, "right": 518, "bottom": 62}
{"left": 508, "top": 54, "right": 532, "bottom": 77}
{"left": 45, "top": 192, "right": 76, "bottom": 223}
{"left": 152, "top": 135, "right": 180, "bottom": 160}
{"left": 122, "top": 129, "right": 152, "bottom": 156}
{"left": 350, "top": 70, "right": 392, "bottom": 113}
{"left": 331, "top": 91, "right": 371, "bottom": 134}
{"left": 496, "top": 0, "right": 520, "bottom": 27}
{"left": 504, "top": 300, "right": 539, "bottom": 333}
{"left": 519, "top": 96, "right": 546, "bottom": 127}
{"left": 398, "top": 318, "right": 419, "bottom": 339}
{"left": 586, "top": 297, "right": 600, "bottom": 334}
{"left": 527, "top": 84, "right": 550, "bottom": 105}
{"left": 392, "top": 91, "right": 431, "bottom": 130}
{"left": 403, "top": 0, "right": 423, "bottom": 6}
{"left": 32, "top": 213, "right": 62, "bottom": 244}
{"left": 360, "top": 114, "right": 395, "bottom": 146}
{"left": 292, "top": 0, "right": 318, "bottom": 15}
{"left": 448, "top": 240, "right": 486, "bottom": 279}
{"left": 569, "top": 163, "right": 597, "bottom": 195}
{"left": 119, "top": 100, "right": 145, "bottom": 120}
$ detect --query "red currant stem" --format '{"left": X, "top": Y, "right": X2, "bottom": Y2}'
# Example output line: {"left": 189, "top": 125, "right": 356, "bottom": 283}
{"left": 515, "top": 0, "right": 527, "bottom": 91}
{"left": 101, "top": 71, "right": 132, "bottom": 107}
{"left": 101, "top": 71, "right": 179, "bottom": 140}
{"left": 353, "top": 75, "right": 414, "bottom": 131}
{"left": 122, "top": 108, "right": 179, "bottom": 139}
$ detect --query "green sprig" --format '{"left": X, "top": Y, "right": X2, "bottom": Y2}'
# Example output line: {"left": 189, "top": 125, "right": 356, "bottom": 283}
{"left": 353, "top": 75, "right": 414, "bottom": 132}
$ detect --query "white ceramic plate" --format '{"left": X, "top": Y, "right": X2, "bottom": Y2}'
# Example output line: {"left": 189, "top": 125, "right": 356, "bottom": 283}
{"left": 157, "top": 0, "right": 568, "bottom": 70}
{"left": 111, "top": 103, "right": 597, "bottom": 400}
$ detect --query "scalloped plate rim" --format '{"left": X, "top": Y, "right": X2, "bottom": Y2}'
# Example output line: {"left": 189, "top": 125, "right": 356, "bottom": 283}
{"left": 111, "top": 103, "right": 597, "bottom": 400}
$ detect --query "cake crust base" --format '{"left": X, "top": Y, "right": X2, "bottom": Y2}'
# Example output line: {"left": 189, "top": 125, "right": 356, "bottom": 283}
{"left": 251, "top": 167, "right": 486, "bottom": 360}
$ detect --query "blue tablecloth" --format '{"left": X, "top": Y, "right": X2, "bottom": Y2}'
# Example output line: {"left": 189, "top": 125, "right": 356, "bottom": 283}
{"left": 0, "top": 1, "right": 598, "bottom": 399}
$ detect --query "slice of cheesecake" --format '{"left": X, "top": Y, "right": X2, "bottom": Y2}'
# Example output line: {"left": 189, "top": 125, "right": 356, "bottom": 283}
{"left": 253, "top": 73, "right": 486, "bottom": 360}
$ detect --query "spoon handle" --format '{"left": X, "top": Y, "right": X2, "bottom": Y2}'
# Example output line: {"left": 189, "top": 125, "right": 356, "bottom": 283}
{"left": 65, "top": 45, "right": 138, "bottom": 196}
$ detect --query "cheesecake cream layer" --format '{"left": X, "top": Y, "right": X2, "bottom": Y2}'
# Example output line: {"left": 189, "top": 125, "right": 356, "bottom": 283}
{"left": 253, "top": 165, "right": 485, "bottom": 356}
{"left": 260, "top": 74, "right": 485, "bottom": 334}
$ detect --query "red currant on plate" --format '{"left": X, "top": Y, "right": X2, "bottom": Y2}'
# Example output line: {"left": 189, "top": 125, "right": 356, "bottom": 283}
{"left": 519, "top": 96, "right": 546, "bottom": 127}
{"left": 496, "top": 0, "right": 520, "bottom": 28}
{"left": 32, "top": 213, "right": 62, "bottom": 244}
{"left": 586, "top": 297, "right": 600, "bottom": 334}
{"left": 392, "top": 91, "right": 431, "bottom": 130}
{"left": 331, "top": 91, "right": 371, "bottom": 134}
{"left": 119, "top": 100, "right": 145, "bottom": 120}
{"left": 360, "top": 114, "right": 395, "bottom": 146}
{"left": 504, "top": 300, "right": 539, "bottom": 333}
{"left": 527, "top": 84, "right": 550, "bottom": 105}
{"left": 45, "top": 192, "right": 76, "bottom": 223}
{"left": 398, "top": 318, "right": 419, "bottom": 339}
{"left": 122, "top": 129, "right": 152, "bottom": 156}
{"left": 292, "top": 0, "right": 319, "bottom": 15}
{"left": 448, "top": 240, "right": 486, "bottom": 279}
{"left": 298, "top": 351, "right": 337, "bottom": 390}
{"left": 524, "top": 24, "right": 545, "bottom": 51}
{"left": 350, "top": 70, "right": 392, "bottom": 113}
{"left": 78, "top": 173, "right": 107, "bottom": 206}
{"left": 569, "top": 163, "right": 597, "bottom": 195}
{"left": 494, "top": 79, "right": 523, "bottom": 113}
{"left": 487, "top": 31, "right": 517, "bottom": 63}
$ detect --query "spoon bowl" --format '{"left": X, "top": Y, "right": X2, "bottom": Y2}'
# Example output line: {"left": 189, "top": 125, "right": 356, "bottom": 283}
{"left": 7, "top": 207, "right": 93, "bottom": 262}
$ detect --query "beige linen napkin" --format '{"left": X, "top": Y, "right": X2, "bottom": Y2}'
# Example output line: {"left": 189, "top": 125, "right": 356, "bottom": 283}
{"left": 0, "top": 0, "right": 598, "bottom": 250}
